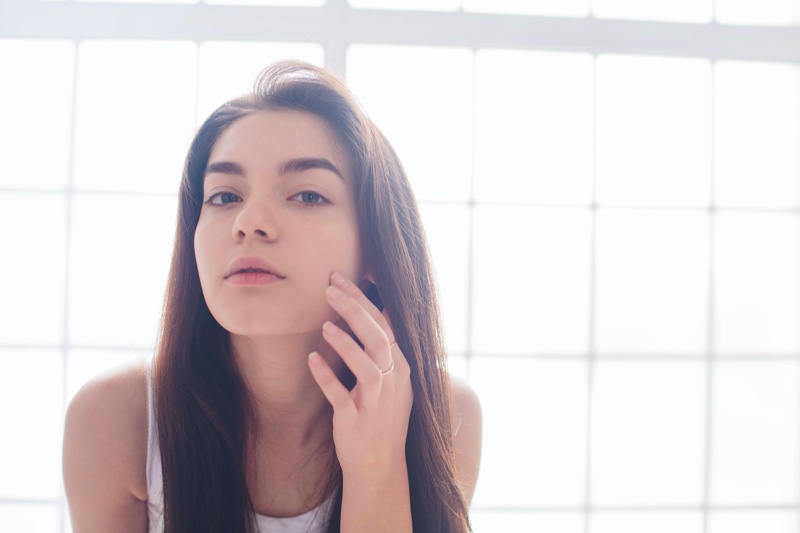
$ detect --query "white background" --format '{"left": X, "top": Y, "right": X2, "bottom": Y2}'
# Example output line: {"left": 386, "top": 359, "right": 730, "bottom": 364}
{"left": 1, "top": 0, "right": 800, "bottom": 531}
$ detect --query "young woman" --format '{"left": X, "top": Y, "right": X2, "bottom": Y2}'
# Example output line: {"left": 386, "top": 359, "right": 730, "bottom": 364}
{"left": 63, "top": 60, "right": 482, "bottom": 533}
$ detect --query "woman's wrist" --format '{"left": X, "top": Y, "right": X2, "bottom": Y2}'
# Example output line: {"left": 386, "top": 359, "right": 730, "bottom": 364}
{"left": 340, "top": 448, "right": 408, "bottom": 480}
{"left": 340, "top": 458, "right": 413, "bottom": 533}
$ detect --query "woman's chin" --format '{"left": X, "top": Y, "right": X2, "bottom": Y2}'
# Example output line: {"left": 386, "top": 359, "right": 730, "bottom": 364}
{"left": 216, "top": 314, "right": 326, "bottom": 339}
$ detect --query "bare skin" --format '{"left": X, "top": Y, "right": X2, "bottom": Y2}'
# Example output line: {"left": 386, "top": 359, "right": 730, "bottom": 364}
{"left": 62, "top": 362, "right": 481, "bottom": 532}
{"left": 63, "top": 110, "right": 482, "bottom": 531}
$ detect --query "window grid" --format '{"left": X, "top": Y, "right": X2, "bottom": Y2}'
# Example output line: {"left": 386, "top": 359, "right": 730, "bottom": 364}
{"left": 58, "top": 39, "right": 79, "bottom": 533}
{"left": 702, "top": 59, "right": 717, "bottom": 533}
{"left": 584, "top": 53, "right": 598, "bottom": 532}
{"left": 2, "top": 3, "right": 800, "bottom": 533}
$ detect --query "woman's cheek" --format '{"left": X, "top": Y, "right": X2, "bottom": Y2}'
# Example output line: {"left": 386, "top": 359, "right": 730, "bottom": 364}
{"left": 193, "top": 241, "right": 211, "bottom": 295}
{"left": 193, "top": 225, "right": 222, "bottom": 313}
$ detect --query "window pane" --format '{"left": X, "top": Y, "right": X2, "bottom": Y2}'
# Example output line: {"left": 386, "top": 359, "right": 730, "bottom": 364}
{"left": 68, "top": 194, "right": 177, "bottom": 347}
{"left": 472, "top": 206, "right": 592, "bottom": 355}
{"left": 595, "top": 209, "right": 710, "bottom": 355}
{"left": 347, "top": 45, "right": 473, "bottom": 203}
{"left": 590, "top": 511, "right": 703, "bottom": 533}
{"left": 446, "top": 354, "right": 468, "bottom": 381}
{"left": 593, "top": 0, "right": 713, "bottom": 23}
{"left": 470, "top": 357, "right": 587, "bottom": 507}
{"left": 710, "top": 361, "right": 800, "bottom": 505}
{"left": 596, "top": 55, "right": 712, "bottom": 207}
{"left": 464, "top": 0, "right": 589, "bottom": 16}
{"left": 66, "top": 349, "right": 147, "bottom": 402}
{"left": 470, "top": 511, "right": 584, "bottom": 533}
{"left": 197, "top": 42, "right": 324, "bottom": 123}
{"left": 708, "top": 511, "right": 800, "bottom": 533}
{"left": 716, "top": 0, "right": 799, "bottom": 26}
{"left": 0, "top": 504, "right": 60, "bottom": 533}
{"left": 714, "top": 61, "right": 800, "bottom": 209}
{"left": 590, "top": 361, "right": 706, "bottom": 506}
{"left": 0, "top": 39, "right": 74, "bottom": 190}
{"left": 207, "top": 0, "right": 323, "bottom": 5}
{"left": 0, "top": 349, "right": 63, "bottom": 500}
{"left": 419, "top": 204, "right": 470, "bottom": 354}
{"left": 713, "top": 212, "right": 800, "bottom": 355}
{"left": 79, "top": 0, "right": 195, "bottom": 4}
{"left": 474, "top": 49, "right": 593, "bottom": 205}
{"left": 0, "top": 194, "right": 66, "bottom": 344}
{"left": 73, "top": 41, "right": 197, "bottom": 194}
{"left": 349, "top": 0, "right": 459, "bottom": 10}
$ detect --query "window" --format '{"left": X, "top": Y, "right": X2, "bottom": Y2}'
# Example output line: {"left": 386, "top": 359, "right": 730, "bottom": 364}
{"left": 2, "top": 2, "right": 799, "bottom": 531}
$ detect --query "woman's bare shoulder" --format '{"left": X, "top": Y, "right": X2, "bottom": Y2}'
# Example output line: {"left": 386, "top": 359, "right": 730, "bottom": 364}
{"left": 448, "top": 372, "right": 483, "bottom": 508}
{"left": 63, "top": 361, "right": 149, "bottom": 532}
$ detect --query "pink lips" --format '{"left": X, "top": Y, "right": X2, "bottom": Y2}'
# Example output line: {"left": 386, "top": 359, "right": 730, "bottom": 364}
{"left": 226, "top": 271, "right": 284, "bottom": 285}
{"left": 224, "top": 256, "right": 285, "bottom": 285}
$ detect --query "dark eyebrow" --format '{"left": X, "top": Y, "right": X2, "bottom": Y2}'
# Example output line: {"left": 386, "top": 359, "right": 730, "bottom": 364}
{"left": 280, "top": 157, "right": 344, "bottom": 181}
{"left": 205, "top": 160, "right": 245, "bottom": 177}
{"left": 204, "top": 158, "right": 344, "bottom": 181}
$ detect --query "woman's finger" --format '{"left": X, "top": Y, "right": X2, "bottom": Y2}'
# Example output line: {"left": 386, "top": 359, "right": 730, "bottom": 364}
{"left": 308, "top": 352, "right": 357, "bottom": 414}
{"left": 330, "top": 272, "right": 395, "bottom": 343}
{"left": 325, "top": 283, "right": 393, "bottom": 372}
{"left": 321, "top": 321, "right": 382, "bottom": 408}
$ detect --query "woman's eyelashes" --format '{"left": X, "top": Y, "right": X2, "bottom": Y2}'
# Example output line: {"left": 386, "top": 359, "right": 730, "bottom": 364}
{"left": 203, "top": 190, "right": 330, "bottom": 207}
{"left": 289, "top": 190, "right": 329, "bottom": 206}
{"left": 205, "top": 191, "right": 241, "bottom": 206}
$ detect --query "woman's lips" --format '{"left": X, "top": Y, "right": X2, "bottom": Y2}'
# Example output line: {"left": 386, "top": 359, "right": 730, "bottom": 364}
{"left": 225, "top": 271, "right": 285, "bottom": 285}
{"left": 225, "top": 256, "right": 284, "bottom": 278}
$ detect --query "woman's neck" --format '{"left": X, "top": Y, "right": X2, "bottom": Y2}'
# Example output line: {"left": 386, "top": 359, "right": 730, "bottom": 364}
{"left": 230, "top": 332, "right": 344, "bottom": 515}
{"left": 230, "top": 331, "right": 344, "bottom": 452}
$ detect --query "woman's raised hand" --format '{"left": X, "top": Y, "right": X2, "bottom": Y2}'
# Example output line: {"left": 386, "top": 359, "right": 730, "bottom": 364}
{"left": 307, "top": 271, "right": 414, "bottom": 477}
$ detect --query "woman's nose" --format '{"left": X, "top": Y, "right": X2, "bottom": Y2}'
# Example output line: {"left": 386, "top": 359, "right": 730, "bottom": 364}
{"left": 232, "top": 199, "right": 278, "bottom": 241}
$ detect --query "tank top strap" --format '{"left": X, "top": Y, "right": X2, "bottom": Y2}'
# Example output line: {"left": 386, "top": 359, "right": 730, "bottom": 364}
{"left": 145, "top": 362, "right": 165, "bottom": 532}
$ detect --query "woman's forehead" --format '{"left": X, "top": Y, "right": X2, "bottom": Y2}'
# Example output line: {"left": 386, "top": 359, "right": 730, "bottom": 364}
{"left": 208, "top": 110, "right": 353, "bottom": 181}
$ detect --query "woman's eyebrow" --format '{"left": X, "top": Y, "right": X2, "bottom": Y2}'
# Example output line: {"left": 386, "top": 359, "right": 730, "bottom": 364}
{"left": 205, "top": 160, "right": 244, "bottom": 177}
{"left": 204, "top": 158, "right": 344, "bottom": 182}
{"left": 280, "top": 157, "right": 344, "bottom": 181}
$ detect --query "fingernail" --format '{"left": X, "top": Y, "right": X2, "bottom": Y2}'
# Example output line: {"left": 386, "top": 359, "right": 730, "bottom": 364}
{"left": 326, "top": 285, "right": 346, "bottom": 302}
{"left": 309, "top": 352, "right": 324, "bottom": 367}
{"left": 323, "top": 321, "right": 339, "bottom": 336}
{"left": 331, "top": 271, "right": 348, "bottom": 289}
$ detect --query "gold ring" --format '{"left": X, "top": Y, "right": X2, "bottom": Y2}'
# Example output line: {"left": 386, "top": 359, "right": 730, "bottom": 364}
{"left": 380, "top": 358, "right": 395, "bottom": 375}
{"left": 380, "top": 341, "right": 397, "bottom": 374}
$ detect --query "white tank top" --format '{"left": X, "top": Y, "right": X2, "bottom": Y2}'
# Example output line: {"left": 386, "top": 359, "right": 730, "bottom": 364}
{"left": 145, "top": 365, "right": 335, "bottom": 532}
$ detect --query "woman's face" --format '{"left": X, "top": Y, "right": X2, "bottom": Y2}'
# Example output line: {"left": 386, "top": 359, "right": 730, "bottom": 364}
{"left": 194, "top": 109, "right": 365, "bottom": 337}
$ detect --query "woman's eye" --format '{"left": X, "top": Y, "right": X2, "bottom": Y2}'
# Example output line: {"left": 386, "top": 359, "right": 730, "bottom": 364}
{"left": 206, "top": 192, "right": 241, "bottom": 205}
{"left": 292, "top": 191, "right": 328, "bottom": 206}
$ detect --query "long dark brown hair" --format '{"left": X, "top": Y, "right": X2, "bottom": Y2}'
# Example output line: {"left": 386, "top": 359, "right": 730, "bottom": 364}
{"left": 153, "top": 60, "right": 471, "bottom": 532}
